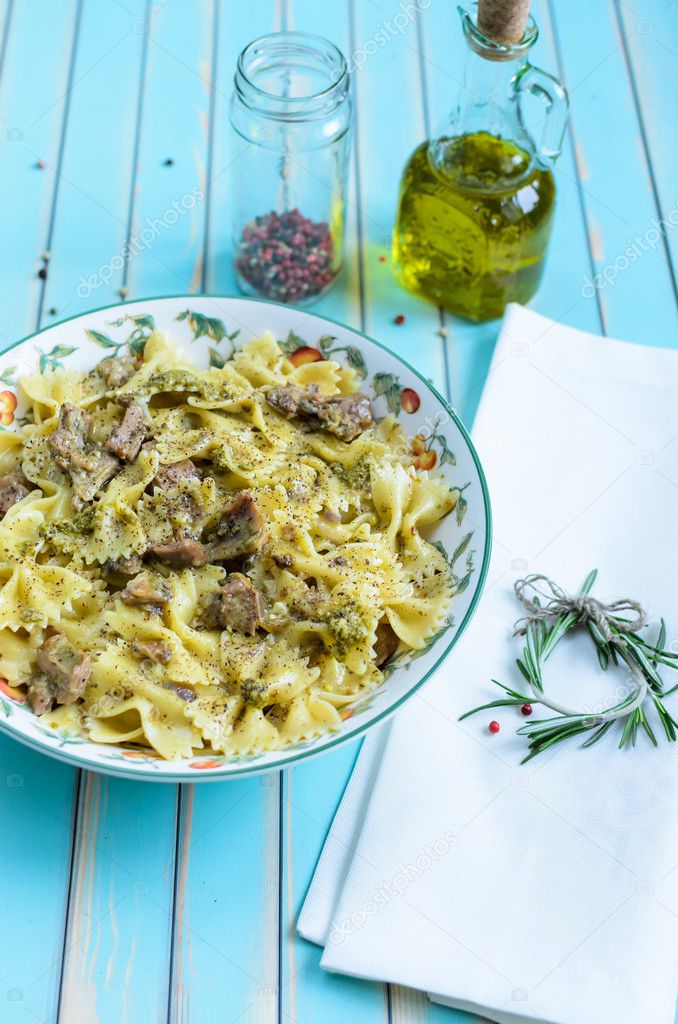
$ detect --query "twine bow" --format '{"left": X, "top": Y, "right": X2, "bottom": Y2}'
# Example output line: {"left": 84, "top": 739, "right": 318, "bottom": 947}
{"left": 513, "top": 574, "right": 647, "bottom": 640}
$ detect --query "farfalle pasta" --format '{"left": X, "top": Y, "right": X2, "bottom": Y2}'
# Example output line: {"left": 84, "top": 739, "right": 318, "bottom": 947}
{"left": 0, "top": 330, "right": 460, "bottom": 760}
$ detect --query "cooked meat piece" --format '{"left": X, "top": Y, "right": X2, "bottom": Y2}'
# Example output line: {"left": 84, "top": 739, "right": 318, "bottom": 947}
{"left": 266, "top": 384, "right": 374, "bottom": 442}
{"left": 205, "top": 491, "right": 265, "bottom": 562}
{"left": 199, "top": 597, "right": 221, "bottom": 630}
{"left": 121, "top": 571, "right": 172, "bottom": 606}
{"left": 50, "top": 403, "right": 120, "bottom": 508}
{"left": 373, "top": 620, "right": 399, "bottom": 667}
{"left": 69, "top": 450, "right": 120, "bottom": 509}
{"left": 154, "top": 458, "right": 202, "bottom": 490}
{"left": 0, "top": 467, "right": 30, "bottom": 517}
{"left": 107, "top": 401, "right": 146, "bottom": 462}
{"left": 150, "top": 538, "right": 207, "bottom": 568}
{"left": 50, "top": 404, "right": 90, "bottom": 471}
{"left": 163, "top": 683, "right": 196, "bottom": 702}
{"left": 313, "top": 393, "right": 374, "bottom": 441}
{"left": 132, "top": 639, "right": 172, "bottom": 664}
{"left": 27, "top": 674, "right": 55, "bottom": 716}
{"left": 102, "top": 553, "right": 145, "bottom": 578}
{"left": 98, "top": 355, "right": 142, "bottom": 388}
{"left": 212, "top": 573, "right": 264, "bottom": 634}
{"left": 266, "top": 384, "right": 301, "bottom": 418}
{"left": 36, "top": 634, "right": 92, "bottom": 705}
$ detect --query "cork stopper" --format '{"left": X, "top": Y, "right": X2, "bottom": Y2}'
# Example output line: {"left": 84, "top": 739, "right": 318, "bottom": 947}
{"left": 477, "top": 0, "right": 531, "bottom": 44}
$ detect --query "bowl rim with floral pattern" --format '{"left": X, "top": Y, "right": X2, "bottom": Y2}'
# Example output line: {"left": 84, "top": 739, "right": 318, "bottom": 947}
{"left": 0, "top": 295, "right": 492, "bottom": 781}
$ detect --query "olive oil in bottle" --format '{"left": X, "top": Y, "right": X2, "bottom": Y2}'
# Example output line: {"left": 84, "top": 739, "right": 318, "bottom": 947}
{"left": 394, "top": 131, "right": 555, "bottom": 321}
{"left": 393, "top": 4, "right": 568, "bottom": 323}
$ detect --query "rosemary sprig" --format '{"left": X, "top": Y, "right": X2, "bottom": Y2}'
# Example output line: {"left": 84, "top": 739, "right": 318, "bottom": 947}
{"left": 460, "top": 569, "right": 678, "bottom": 763}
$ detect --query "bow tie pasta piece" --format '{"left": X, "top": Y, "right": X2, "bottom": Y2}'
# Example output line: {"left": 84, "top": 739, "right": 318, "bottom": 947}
{"left": 150, "top": 407, "right": 216, "bottom": 463}
{"left": 370, "top": 461, "right": 415, "bottom": 548}
{"left": 0, "top": 560, "right": 92, "bottom": 631}
{"left": 313, "top": 652, "right": 383, "bottom": 701}
{"left": 164, "top": 565, "right": 224, "bottom": 625}
{"left": 43, "top": 446, "right": 160, "bottom": 564}
{"left": 0, "top": 627, "right": 42, "bottom": 685}
{"left": 186, "top": 693, "right": 279, "bottom": 757}
{"left": 402, "top": 475, "right": 458, "bottom": 531}
{"left": 231, "top": 332, "right": 290, "bottom": 387}
{"left": 286, "top": 358, "right": 345, "bottom": 394}
{"left": 84, "top": 644, "right": 203, "bottom": 758}
{"left": 88, "top": 694, "right": 202, "bottom": 760}
{"left": 386, "top": 571, "right": 453, "bottom": 650}
{"left": 195, "top": 412, "right": 288, "bottom": 483}
{"left": 0, "top": 498, "right": 49, "bottom": 560}
{"left": 183, "top": 689, "right": 251, "bottom": 754}
{"left": 0, "top": 429, "right": 24, "bottom": 473}
{"left": 398, "top": 476, "right": 459, "bottom": 582}
{"left": 19, "top": 368, "right": 104, "bottom": 422}
{"left": 304, "top": 430, "right": 388, "bottom": 473}
{"left": 318, "top": 588, "right": 382, "bottom": 677}
{"left": 276, "top": 692, "right": 341, "bottom": 746}
{"left": 186, "top": 637, "right": 331, "bottom": 755}
{"left": 103, "top": 600, "right": 221, "bottom": 690}
{"left": 21, "top": 430, "right": 70, "bottom": 497}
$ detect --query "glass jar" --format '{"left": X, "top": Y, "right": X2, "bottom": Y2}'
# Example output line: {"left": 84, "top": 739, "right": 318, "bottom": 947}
{"left": 230, "top": 32, "right": 352, "bottom": 306}
{"left": 393, "top": 5, "right": 568, "bottom": 321}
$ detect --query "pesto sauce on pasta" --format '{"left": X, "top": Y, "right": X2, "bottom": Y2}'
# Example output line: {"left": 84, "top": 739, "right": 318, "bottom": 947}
{"left": 0, "top": 331, "right": 457, "bottom": 760}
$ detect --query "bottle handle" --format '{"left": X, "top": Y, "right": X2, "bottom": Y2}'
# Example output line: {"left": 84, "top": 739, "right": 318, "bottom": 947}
{"left": 515, "top": 64, "right": 569, "bottom": 165}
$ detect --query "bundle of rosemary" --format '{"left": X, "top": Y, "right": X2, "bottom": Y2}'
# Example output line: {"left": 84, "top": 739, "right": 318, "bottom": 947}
{"left": 460, "top": 571, "right": 678, "bottom": 763}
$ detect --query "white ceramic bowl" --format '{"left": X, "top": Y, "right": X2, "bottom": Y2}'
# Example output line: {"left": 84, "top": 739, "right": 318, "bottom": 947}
{"left": 0, "top": 296, "right": 491, "bottom": 780}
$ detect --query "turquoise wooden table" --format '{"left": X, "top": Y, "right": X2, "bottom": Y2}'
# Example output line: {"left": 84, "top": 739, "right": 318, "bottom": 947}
{"left": 1, "top": 1, "right": 677, "bottom": 1021}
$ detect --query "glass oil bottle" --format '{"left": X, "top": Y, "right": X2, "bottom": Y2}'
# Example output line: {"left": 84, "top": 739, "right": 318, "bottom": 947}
{"left": 393, "top": 4, "right": 569, "bottom": 321}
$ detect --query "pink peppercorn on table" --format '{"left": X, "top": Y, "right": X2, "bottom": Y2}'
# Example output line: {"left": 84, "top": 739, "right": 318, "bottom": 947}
{"left": 1, "top": 2, "right": 677, "bottom": 1023}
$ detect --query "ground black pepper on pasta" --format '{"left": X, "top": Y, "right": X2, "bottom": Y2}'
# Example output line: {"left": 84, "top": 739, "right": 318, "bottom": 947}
{"left": 0, "top": 330, "right": 457, "bottom": 760}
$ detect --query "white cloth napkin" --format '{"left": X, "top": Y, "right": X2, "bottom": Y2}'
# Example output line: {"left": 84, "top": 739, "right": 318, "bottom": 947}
{"left": 298, "top": 305, "right": 678, "bottom": 1024}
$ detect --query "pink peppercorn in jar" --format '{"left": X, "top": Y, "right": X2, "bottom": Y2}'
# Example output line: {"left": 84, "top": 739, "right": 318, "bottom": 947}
{"left": 230, "top": 32, "right": 353, "bottom": 305}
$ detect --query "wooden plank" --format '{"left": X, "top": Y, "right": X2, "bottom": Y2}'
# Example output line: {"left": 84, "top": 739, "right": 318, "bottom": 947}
{"left": 0, "top": 0, "right": 79, "bottom": 344}
{"left": 280, "top": 0, "right": 363, "bottom": 337}
{"left": 40, "top": 0, "right": 147, "bottom": 323}
{"left": 126, "top": 0, "right": 214, "bottom": 297}
{"left": 348, "top": 0, "right": 446, "bottom": 390}
{"left": 548, "top": 0, "right": 678, "bottom": 344}
{"left": 615, "top": 0, "right": 678, "bottom": 344}
{"left": 58, "top": 773, "right": 178, "bottom": 1024}
{"left": 170, "top": 777, "right": 280, "bottom": 1024}
{"left": 620, "top": 12, "right": 678, "bottom": 1024}
{"left": 0, "top": 0, "right": 12, "bottom": 81}
{"left": 167, "top": 6, "right": 284, "bottom": 1024}
{"left": 204, "top": 1, "right": 275, "bottom": 298}
{"left": 39, "top": 4, "right": 181, "bottom": 1024}
{"left": 284, "top": 4, "right": 618, "bottom": 1019}
{"left": 528, "top": 0, "right": 606, "bottom": 334}
{"left": 281, "top": 743, "right": 389, "bottom": 1024}
{"left": 277, "top": 2, "right": 450, "bottom": 1023}
{"left": 270, "top": 1, "right": 391, "bottom": 1021}
{"left": 0, "top": 4, "right": 83, "bottom": 1023}
{"left": 0, "top": 740, "right": 77, "bottom": 1023}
